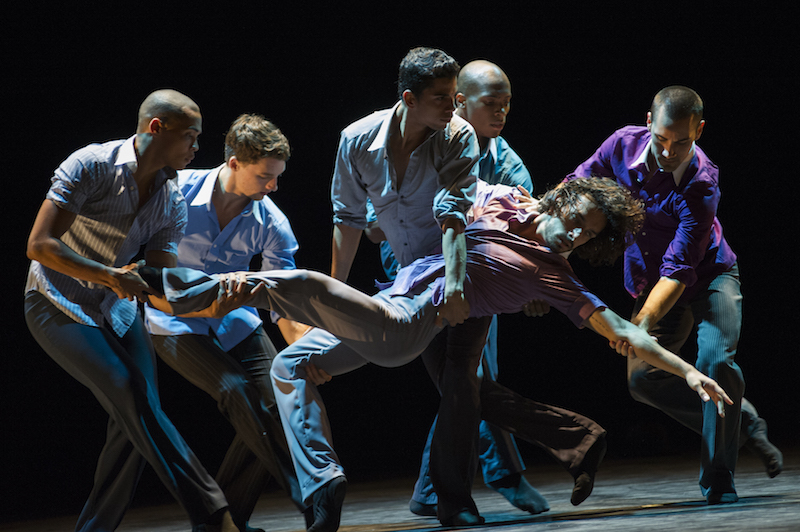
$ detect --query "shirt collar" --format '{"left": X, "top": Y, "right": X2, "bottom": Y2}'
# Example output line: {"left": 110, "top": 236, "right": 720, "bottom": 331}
{"left": 368, "top": 102, "right": 401, "bottom": 152}
{"left": 632, "top": 136, "right": 696, "bottom": 186}
{"left": 115, "top": 136, "right": 139, "bottom": 172}
{"left": 483, "top": 136, "right": 498, "bottom": 163}
{"left": 190, "top": 165, "right": 263, "bottom": 224}
{"left": 116, "top": 135, "right": 178, "bottom": 184}
{"left": 368, "top": 101, "right": 439, "bottom": 152}
{"left": 191, "top": 165, "right": 224, "bottom": 207}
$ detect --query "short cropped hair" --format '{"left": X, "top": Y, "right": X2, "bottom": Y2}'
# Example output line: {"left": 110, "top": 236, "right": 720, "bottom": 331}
{"left": 539, "top": 178, "right": 645, "bottom": 266}
{"left": 651, "top": 85, "right": 704, "bottom": 124}
{"left": 397, "top": 47, "right": 460, "bottom": 99}
{"left": 224, "top": 114, "right": 290, "bottom": 165}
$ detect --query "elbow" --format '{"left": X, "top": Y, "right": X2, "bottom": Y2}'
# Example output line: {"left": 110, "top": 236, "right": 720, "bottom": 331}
{"left": 26, "top": 237, "right": 48, "bottom": 262}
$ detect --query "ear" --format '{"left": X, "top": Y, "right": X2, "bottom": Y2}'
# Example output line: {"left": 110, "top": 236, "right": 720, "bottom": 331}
{"left": 646, "top": 111, "right": 652, "bottom": 131}
{"left": 694, "top": 119, "right": 706, "bottom": 142}
{"left": 228, "top": 156, "right": 240, "bottom": 171}
{"left": 148, "top": 117, "right": 165, "bottom": 134}
{"left": 402, "top": 89, "right": 416, "bottom": 108}
{"left": 455, "top": 92, "right": 466, "bottom": 108}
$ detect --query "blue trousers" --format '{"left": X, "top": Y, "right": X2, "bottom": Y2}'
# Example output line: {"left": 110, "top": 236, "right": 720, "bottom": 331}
{"left": 25, "top": 291, "right": 227, "bottom": 531}
{"left": 627, "top": 265, "right": 747, "bottom": 495}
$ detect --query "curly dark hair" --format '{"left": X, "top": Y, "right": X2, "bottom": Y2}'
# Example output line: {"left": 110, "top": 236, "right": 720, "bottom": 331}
{"left": 538, "top": 178, "right": 645, "bottom": 266}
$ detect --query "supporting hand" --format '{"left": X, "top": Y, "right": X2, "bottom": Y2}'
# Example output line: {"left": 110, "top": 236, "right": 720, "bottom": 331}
{"left": 305, "top": 363, "right": 332, "bottom": 386}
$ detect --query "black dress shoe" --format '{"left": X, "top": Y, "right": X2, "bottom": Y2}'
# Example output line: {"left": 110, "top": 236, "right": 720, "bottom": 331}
{"left": 307, "top": 476, "right": 347, "bottom": 532}
{"left": 440, "top": 509, "right": 485, "bottom": 527}
{"left": 571, "top": 434, "right": 607, "bottom": 506}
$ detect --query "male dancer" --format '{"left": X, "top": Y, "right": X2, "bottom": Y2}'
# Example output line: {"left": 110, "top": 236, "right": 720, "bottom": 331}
{"left": 328, "top": 46, "right": 483, "bottom": 526}
{"left": 25, "top": 90, "right": 237, "bottom": 531}
{"left": 407, "top": 60, "right": 605, "bottom": 516}
{"left": 144, "top": 114, "right": 310, "bottom": 531}
{"left": 569, "top": 86, "right": 782, "bottom": 504}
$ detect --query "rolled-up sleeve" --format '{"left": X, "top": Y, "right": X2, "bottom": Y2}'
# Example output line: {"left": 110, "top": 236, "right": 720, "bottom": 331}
{"left": 432, "top": 120, "right": 479, "bottom": 228}
{"left": 331, "top": 131, "right": 368, "bottom": 229}
{"left": 659, "top": 180, "right": 720, "bottom": 287}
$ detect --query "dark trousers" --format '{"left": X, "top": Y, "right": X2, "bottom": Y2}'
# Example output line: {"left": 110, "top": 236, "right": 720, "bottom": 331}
{"left": 423, "top": 316, "right": 606, "bottom": 520}
{"left": 151, "top": 328, "right": 305, "bottom": 529}
{"left": 627, "top": 266, "right": 747, "bottom": 495}
{"left": 25, "top": 291, "right": 226, "bottom": 531}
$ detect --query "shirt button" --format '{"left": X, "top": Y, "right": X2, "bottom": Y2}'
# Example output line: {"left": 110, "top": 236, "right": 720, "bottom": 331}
{"left": 641, "top": 231, "right": 647, "bottom": 236}
{"left": 644, "top": 252, "right": 649, "bottom": 256}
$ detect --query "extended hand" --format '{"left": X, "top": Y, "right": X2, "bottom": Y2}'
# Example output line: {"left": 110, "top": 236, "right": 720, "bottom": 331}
{"left": 686, "top": 370, "right": 734, "bottom": 417}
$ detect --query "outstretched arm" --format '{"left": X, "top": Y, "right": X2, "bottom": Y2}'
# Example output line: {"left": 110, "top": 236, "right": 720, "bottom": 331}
{"left": 586, "top": 307, "right": 733, "bottom": 416}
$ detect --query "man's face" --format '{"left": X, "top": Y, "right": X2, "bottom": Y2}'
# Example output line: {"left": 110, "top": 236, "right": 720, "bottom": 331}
{"left": 410, "top": 77, "right": 457, "bottom": 130}
{"left": 647, "top": 109, "right": 705, "bottom": 173}
{"left": 229, "top": 156, "right": 286, "bottom": 200}
{"left": 536, "top": 196, "right": 607, "bottom": 254}
{"left": 159, "top": 110, "right": 202, "bottom": 170}
{"left": 457, "top": 78, "right": 511, "bottom": 139}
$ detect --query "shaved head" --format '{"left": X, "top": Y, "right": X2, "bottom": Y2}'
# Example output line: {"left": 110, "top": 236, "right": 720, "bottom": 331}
{"left": 650, "top": 85, "right": 703, "bottom": 126}
{"left": 137, "top": 89, "right": 200, "bottom": 132}
{"left": 457, "top": 60, "right": 510, "bottom": 97}
{"left": 455, "top": 60, "right": 512, "bottom": 143}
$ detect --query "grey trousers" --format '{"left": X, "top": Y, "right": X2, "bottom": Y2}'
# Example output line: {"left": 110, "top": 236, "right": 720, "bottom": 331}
{"left": 151, "top": 327, "right": 306, "bottom": 530}
{"left": 25, "top": 291, "right": 227, "bottom": 531}
{"left": 627, "top": 265, "right": 754, "bottom": 495}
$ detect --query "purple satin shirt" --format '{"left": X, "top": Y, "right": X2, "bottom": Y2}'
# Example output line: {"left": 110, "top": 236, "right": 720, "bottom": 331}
{"left": 568, "top": 126, "right": 736, "bottom": 302}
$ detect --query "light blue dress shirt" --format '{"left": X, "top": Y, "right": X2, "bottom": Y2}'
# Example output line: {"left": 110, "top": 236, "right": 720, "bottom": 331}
{"left": 144, "top": 165, "right": 298, "bottom": 351}
{"left": 331, "top": 102, "right": 480, "bottom": 268}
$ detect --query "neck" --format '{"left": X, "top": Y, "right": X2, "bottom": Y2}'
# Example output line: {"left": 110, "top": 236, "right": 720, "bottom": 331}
{"left": 213, "top": 164, "right": 250, "bottom": 213}
{"left": 394, "top": 104, "right": 430, "bottom": 151}
{"left": 132, "top": 134, "right": 162, "bottom": 186}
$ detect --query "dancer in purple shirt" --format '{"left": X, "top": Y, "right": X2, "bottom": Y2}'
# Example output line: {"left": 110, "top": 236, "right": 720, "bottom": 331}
{"left": 141, "top": 177, "right": 733, "bottom": 532}
{"left": 568, "top": 85, "right": 782, "bottom": 504}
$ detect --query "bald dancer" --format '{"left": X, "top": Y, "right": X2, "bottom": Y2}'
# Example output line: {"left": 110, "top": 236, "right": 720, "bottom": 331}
{"left": 25, "top": 90, "right": 237, "bottom": 532}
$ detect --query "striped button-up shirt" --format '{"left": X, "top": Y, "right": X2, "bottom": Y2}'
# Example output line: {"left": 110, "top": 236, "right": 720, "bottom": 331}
{"left": 25, "top": 136, "right": 188, "bottom": 336}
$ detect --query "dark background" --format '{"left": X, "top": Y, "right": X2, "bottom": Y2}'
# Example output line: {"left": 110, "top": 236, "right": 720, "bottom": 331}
{"left": 3, "top": 2, "right": 795, "bottom": 522}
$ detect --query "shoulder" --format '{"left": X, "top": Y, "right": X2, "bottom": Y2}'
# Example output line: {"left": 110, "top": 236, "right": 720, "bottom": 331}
{"left": 680, "top": 147, "right": 721, "bottom": 199}
{"left": 61, "top": 139, "right": 125, "bottom": 172}
{"left": 611, "top": 125, "right": 649, "bottom": 145}
{"left": 444, "top": 114, "right": 476, "bottom": 141}
{"left": 341, "top": 107, "right": 392, "bottom": 139}
{"left": 177, "top": 167, "right": 213, "bottom": 195}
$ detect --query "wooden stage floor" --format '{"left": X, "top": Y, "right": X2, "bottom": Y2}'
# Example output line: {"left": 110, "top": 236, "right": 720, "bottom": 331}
{"left": 4, "top": 448, "right": 797, "bottom": 532}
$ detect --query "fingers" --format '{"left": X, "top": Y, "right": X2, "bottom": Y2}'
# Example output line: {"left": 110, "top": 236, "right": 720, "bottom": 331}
{"left": 523, "top": 300, "right": 550, "bottom": 317}
{"left": 515, "top": 184, "right": 532, "bottom": 198}
{"left": 305, "top": 363, "right": 333, "bottom": 386}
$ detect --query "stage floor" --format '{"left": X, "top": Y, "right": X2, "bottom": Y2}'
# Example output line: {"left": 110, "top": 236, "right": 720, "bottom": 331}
{"left": 4, "top": 448, "right": 797, "bottom": 532}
